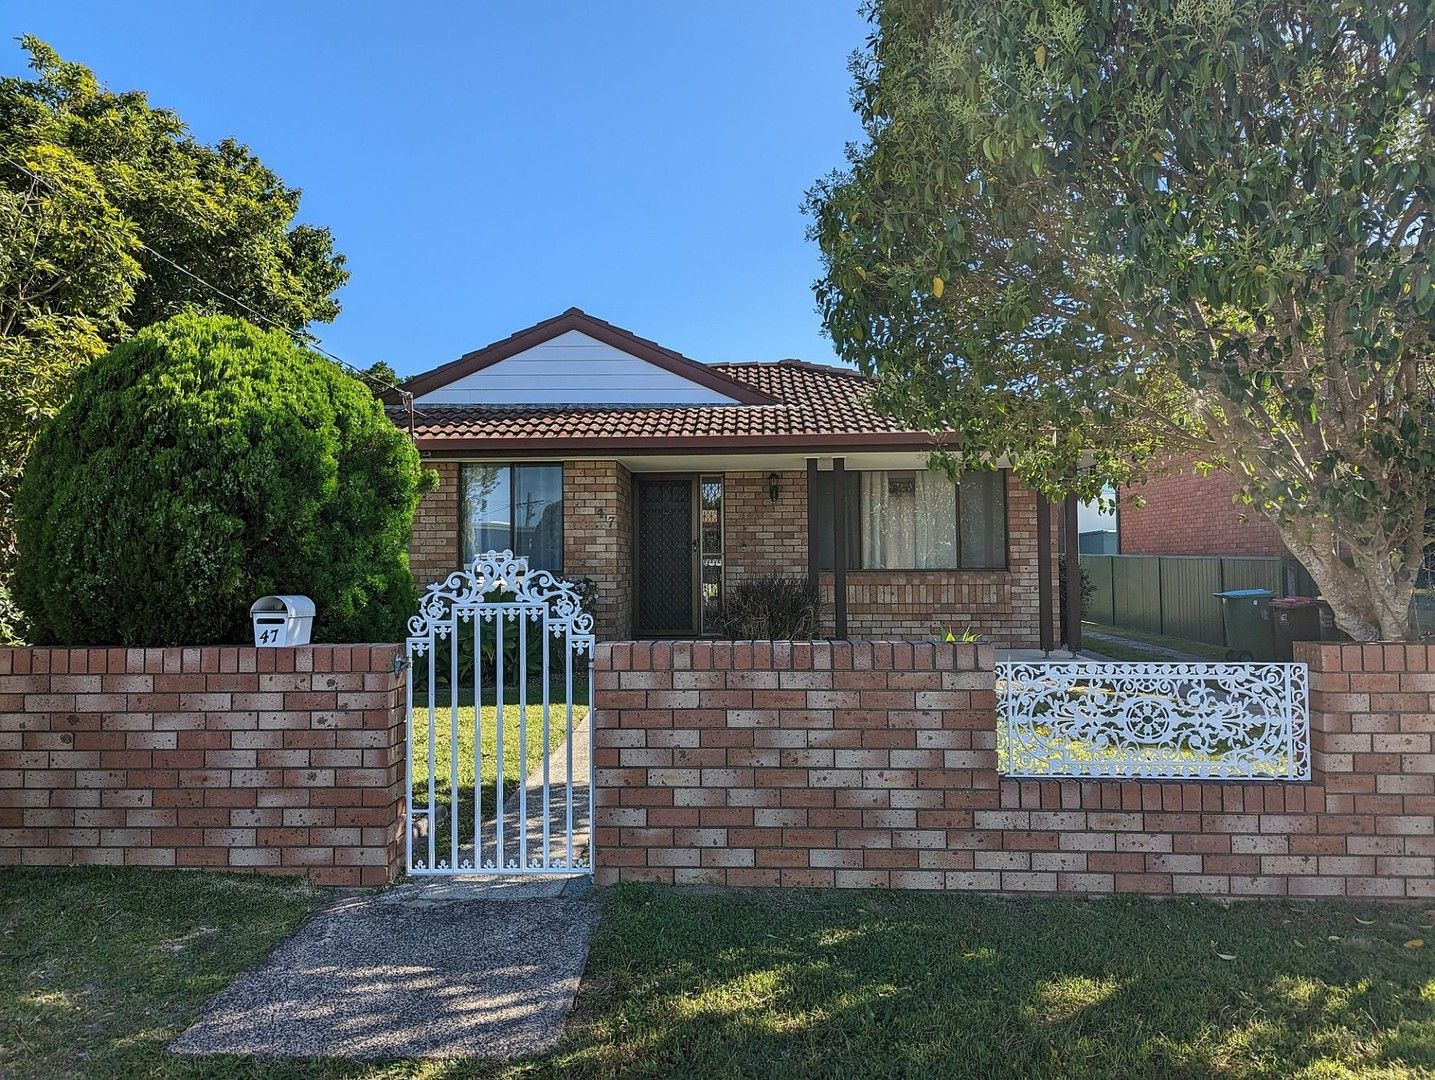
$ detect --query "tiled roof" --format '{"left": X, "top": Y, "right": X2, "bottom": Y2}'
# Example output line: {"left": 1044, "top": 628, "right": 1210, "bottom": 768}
{"left": 398, "top": 359, "right": 941, "bottom": 452}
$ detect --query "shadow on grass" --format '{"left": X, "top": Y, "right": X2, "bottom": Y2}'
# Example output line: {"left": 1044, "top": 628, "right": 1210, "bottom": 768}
{"left": 7, "top": 869, "right": 1433, "bottom": 1079}
{"left": 543, "top": 886, "right": 1435, "bottom": 1079}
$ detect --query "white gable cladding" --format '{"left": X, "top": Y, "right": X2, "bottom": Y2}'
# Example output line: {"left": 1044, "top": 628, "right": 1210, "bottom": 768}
{"left": 412, "top": 330, "right": 741, "bottom": 405}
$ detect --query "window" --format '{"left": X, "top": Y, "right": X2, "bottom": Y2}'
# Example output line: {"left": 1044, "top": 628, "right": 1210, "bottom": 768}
{"left": 813, "top": 471, "right": 859, "bottom": 572}
{"left": 699, "top": 476, "right": 723, "bottom": 634}
{"left": 815, "top": 468, "right": 1007, "bottom": 570}
{"left": 460, "top": 464, "right": 563, "bottom": 570}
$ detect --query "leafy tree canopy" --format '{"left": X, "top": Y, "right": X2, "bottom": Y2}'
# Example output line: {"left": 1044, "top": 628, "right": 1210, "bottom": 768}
{"left": 15, "top": 315, "right": 431, "bottom": 646}
{"left": 809, "top": 0, "right": 1435, "bottom": 640}
{"left": 0, "top": 36, "right": 348, "bottom": 639}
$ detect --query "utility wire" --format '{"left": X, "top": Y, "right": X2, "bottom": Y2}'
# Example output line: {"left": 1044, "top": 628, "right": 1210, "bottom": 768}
{"left": 0, "top": 151, "right": 430, "bottom": 432}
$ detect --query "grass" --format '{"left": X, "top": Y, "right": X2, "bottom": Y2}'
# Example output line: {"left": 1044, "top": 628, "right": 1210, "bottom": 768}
{"left": 409, "top": 684, "right": 587, "bottom": 863}
{"left": 6, "top": 872, "right": 1434, "bottom": 1078}
{"left": 550, "top": 885, "right": 1435, "bottom": 1078}
{"left": 0, "top": 867, "right": 322, "bottom": 1078}
{"left": 1083, "top": 621, "right": 1231, "bottom": 661}
{"left": 1078, "top": 635, "right": 1173, "bottom": 662}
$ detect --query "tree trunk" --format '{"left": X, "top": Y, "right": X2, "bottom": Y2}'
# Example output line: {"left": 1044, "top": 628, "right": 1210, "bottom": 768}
{"left": 1274, "top": 515, "right": 1416, "bottom": 642}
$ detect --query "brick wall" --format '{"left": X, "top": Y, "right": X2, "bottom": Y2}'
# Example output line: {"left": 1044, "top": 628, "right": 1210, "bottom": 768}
{"left": 0, "top": 646, "right": 405, "bottom": 886}
{"left": 564, "top": 460, "right": 633, "bottom": 640}
{"left": 726, "top": 470, "right": 807, "bottom": 583}
{"left": 593, "top": 640, "right": 1435, "bottom": 898}
{"left": 725, "top": 471, "right": 1047, "bottom": 648}
{"left": 1121, "top": 452, "right": 1288, "bottom": 557}
{"left": 410, "top": 460, "right": 459, "bottom": 586}
{"left": 411, "top": 462, "right": 1051, "bottom": 647}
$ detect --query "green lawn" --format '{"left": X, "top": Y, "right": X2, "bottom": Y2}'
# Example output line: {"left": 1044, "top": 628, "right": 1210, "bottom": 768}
{"left": 409, "top": 687, "right": 587, "bottom": 864}
{"left": 1078, "top": 635, "right": 1175, "bottom": 662}
{"left": 0, "top": 868, "right": 322, "bottom": 1078}
{"left": 1083, "top": 621, "right": 1231, "bottom": 661}
{"left": 4, "top": 870, "right": 1433, "bottom": 1078}
{"left": 555, "top": 885, "right": 1435, "bottom": 1078}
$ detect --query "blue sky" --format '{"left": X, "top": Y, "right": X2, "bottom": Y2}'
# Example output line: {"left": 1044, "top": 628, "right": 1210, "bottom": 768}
{"left": 4, "top": 2, "right": 870, "bottom": 376}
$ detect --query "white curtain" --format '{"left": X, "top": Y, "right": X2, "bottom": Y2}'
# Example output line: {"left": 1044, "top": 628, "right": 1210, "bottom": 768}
{"left": 913, "top": 470, "right": 957, "bottom": 567}
{"left": 860, "top": 471, "right": 956, "bottom": 569}
{"left": 860, "top": 473, "right": 892, "bottom": 568}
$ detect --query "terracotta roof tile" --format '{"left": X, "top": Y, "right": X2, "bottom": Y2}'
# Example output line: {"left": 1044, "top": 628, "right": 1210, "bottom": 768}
{"left": 397, "top": 359, "right": 939, "bottom": 453}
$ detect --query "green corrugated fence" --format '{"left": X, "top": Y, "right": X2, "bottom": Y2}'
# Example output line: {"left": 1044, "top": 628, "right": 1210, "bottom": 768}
{"left": 1082, "top": 554, "right": 1299, "bottom": 648}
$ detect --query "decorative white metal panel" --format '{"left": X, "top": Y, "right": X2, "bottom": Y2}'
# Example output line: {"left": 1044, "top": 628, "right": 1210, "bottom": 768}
{"left": 997, "top": 661, "right": 1309, "bottom": 781}
{"left": 406, "top": 550, "right": 596, "bottom": 876}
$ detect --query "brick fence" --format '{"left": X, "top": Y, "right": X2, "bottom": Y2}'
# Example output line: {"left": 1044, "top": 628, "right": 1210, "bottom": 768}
{"left": 592, "top": 640, "right": 1435, "bottom": 899}
{"left": 0, "top": 645, "right": 405, "bottom": 886}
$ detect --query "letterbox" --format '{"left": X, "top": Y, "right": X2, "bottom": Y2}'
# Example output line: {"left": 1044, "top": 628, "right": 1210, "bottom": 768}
{"left": 249, "top": 595, "right": 315, "bottom": 648}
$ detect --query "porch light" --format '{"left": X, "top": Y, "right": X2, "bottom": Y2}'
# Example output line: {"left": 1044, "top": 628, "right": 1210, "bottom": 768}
{"left": 768, "top": 472, "right": 780, "bottom": 502}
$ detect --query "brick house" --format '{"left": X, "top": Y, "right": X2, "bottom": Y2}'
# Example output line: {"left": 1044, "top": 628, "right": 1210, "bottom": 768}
{"left": 1119, "top": 451, "right": 1289, "bottom": 558}
{"left": 397, "top": 309, "right": 1076, "bottom": 649}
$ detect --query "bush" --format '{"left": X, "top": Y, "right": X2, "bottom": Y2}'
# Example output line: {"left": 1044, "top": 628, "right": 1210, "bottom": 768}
{"left": 716, "top": 575, "right": 822, "bottom": 639}
{"left": 14, "top": 314, "right": 433, "bottom": 645}
{"left": 1057, "top": 552, "right": 1095, "bottom": 636}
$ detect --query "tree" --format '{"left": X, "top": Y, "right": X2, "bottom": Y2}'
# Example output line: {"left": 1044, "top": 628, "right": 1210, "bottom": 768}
{"left": 0, "top": 36, "right": 348, "bottom": 639}
{"left": 14, "top": 315, "right": 432, "bottom": 646}
{"left": 808, "top": 1, "right": 1435, "bottom": 641}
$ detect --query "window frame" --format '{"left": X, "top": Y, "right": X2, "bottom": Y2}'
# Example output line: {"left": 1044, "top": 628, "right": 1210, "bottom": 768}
{"left": 815, "top": 467, "right": 1009, "bottom": 572}
{"left": 457, "top": 461, "right": 565, "bottom": 572}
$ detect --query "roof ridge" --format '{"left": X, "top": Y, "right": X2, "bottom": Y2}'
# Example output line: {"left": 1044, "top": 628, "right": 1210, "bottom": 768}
{"left": 714, "top": 358, "right": 869, "bottom": 378}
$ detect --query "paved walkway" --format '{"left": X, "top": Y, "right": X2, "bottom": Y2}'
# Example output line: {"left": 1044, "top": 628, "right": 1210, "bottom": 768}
{"left": 454, "top": 711, "right": 591, "bottom": 872}
{"left": 169, "top": 875, "right": 599, "bottom": 1061}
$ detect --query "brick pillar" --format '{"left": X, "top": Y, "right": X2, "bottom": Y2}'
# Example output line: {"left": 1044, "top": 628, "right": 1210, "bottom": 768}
{"left": 1301, "top": 641, "right": 1435, "bottom": 899}
{"left": 410, "top": 461, "right": 459, "bottom": 586}
{"left": 563, "top": 461, "right": 633, "bottom": 640}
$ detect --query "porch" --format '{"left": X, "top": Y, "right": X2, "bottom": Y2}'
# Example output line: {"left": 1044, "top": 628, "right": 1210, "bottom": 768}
{"left": 410, "top": 455, "right": 1086, "bottom": 651}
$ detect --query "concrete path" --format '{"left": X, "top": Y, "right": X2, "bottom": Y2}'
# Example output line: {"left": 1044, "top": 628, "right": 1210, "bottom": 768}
{"left": 170, "top": 876, "right": 600, "bottom": 1062}
{"left": 454, "top": 711, "right": 591, "bottom": 872}
{"left": 997, "top": 647, "right": 1081, "bottom": 661}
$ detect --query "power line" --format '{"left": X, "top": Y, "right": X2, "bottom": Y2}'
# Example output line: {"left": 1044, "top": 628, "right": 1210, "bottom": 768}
{"left": 0, "top": 152, "right": 430, "bottom": 430}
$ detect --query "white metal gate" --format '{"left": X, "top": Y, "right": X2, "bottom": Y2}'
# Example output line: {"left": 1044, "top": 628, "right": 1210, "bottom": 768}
{"left": 405, "top": 550, "right": 595, "bottom": 876}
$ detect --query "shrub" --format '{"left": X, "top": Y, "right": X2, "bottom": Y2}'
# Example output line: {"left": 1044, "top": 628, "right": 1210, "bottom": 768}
{"left": 716, "top": 575, "right": 822, "bottom": 640}
{"left": 1057, "top": 553, "right": 1095, "bottom": 635}
{"left": 14, "top": 314, "right": 433, "bottom": 645}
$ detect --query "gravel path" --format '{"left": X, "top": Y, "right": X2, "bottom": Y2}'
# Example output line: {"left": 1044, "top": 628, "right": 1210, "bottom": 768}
{"left": 169, "top": 877, "right": 599, "bottom": 1061}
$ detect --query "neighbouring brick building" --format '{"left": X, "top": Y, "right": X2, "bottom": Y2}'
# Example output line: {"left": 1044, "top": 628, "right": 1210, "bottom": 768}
{"left": 1120, "top": 451, "right": 1289, "bottom": 558}
{"left": 397, "top": 308, "right": 1073, "bottom": 650}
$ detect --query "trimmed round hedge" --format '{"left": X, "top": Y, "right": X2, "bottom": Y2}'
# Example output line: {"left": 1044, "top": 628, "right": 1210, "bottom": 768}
{"left": 15, "top": 314, "right": 433, "bottom": 645}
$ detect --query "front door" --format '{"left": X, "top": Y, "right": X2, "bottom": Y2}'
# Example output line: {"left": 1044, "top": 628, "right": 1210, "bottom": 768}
{"left": 635, "top": 474, "right": 696, "bottom": 636}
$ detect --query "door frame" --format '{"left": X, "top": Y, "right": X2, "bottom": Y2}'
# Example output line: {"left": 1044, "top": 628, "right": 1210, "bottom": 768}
{"left": 631, "top": 472, "right": 701, "bottom": 638}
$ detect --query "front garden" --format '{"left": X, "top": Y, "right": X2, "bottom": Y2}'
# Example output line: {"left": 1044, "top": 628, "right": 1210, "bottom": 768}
{"left": 5, "top": 868, "right": 1433, "bottom": 1078}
